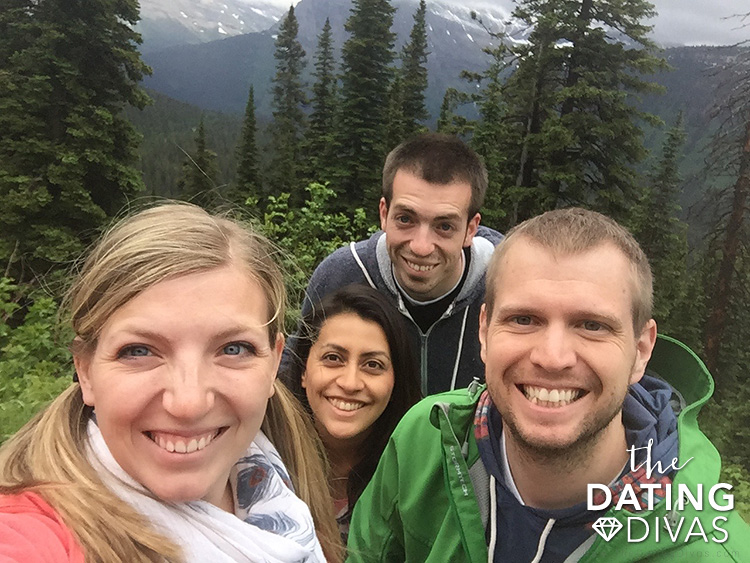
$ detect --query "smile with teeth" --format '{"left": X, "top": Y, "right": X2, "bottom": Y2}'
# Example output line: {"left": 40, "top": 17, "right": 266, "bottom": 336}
{"left": 327, "top": 397, "right": 366, "bottom": 412}
{"left": 147, "top": 429, "right": 223, "bottom": 454}
{"left": 405, "top": 259, "right": 435, "bottom": 272}
{"left": 521, "top": 385, "right": 584, "bottom": 407}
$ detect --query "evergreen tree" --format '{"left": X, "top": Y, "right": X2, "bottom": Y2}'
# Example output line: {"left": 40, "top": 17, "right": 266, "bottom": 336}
{"left": 399, "top": 0, "right": 430, "bottom": 137}
{"left": 464, "top": 43, "right": 515, "bottom": 230}
{"left": 231, "top": 86, "right": 260, "bottom": 205}
{"left": 498, "top": 0, "right": 667, "bottom": 222}
{"left": 631, "top": 114, "right": 689, "bottom": 332}
{"left": 384, "top": 75, "right": 407, "bottom": 151}
{"left": 267, "top": 6, "right": 307, "bottom": 203}
{"left": 178, "top": 118, "right": 220, "bottom": 209}
{"left": 436, "top": 88, "right": 471, "bottom": 136}
{"left": 335, "top": 0, "right": 396, "bottom": 214}
{"left": 303, "top": 18, "right": 338, "bottom": 186}
{"left": 0, "top": 0, "right": 150, "bottom": 285}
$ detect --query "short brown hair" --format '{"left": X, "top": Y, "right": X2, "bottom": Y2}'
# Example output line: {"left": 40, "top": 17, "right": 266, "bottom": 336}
{"left": 485, "top": 207, "right": 653, "bottom": 332}
{"left": 382, "top": 133, "right": 488, "bottom": 218}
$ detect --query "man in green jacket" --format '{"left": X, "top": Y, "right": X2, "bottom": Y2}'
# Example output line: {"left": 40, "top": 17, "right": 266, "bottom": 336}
{"left": 348, "top": 207, "right": 750, "bottom": 562}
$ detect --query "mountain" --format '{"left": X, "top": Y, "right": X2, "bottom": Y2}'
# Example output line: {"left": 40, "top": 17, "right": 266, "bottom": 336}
{"left": 137, "top": 0, "right": 289, "bottom": 52}
{"left": 141, "top": 0, "right": 517, "bottom": 117}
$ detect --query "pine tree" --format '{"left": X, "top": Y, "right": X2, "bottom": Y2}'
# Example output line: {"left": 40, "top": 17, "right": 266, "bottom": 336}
{"left": 498, "top": 0, "right": 667, "bottom": 222}
{"left": 303, "top": 18, "right": 337, "bottom": 186}
{"left": 0, "top": 0, "right": 150, "bottom": 285}
{"left": 399, "top": 0, "right": 429, "bottom": 137}
{"left": 464, "top": 43, "right": 515, "bottom": 230}
{"left": 178, "top": 118, "right": 220, "bottom": 209}
{"left": 385, "top": 75, "right": 407, "bottom": 151}
{"left": 436, "top": 88, "right": 471, "bottom": 136}
{"left": 335, "top": 0, "right": 396, "bottom": 214}
{"left": 267, "top": 6, "right": 307, "bottom": 203}
{"left": 631, "top": 114, "right": 689, "bottom": 332}
{"left": 231, "top": 86, "right": 260, "bottom": 205}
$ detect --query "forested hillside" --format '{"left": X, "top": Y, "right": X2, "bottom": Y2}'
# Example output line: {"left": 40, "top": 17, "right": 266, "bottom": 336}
{"left": 1, "top": 0, "right": 748, "bottom": 523}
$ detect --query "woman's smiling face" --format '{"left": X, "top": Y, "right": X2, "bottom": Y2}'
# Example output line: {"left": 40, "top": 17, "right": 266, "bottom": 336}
{"left": 74, "top": 265, "right": 282, "bottom": 511}
{"left": 302, "top": 312, "right": 395, "bottom": 452}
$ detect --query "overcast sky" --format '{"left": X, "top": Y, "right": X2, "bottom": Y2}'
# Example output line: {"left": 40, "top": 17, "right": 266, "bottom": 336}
{"left": 651, "top": 0, "right": 748, "bottom": 46}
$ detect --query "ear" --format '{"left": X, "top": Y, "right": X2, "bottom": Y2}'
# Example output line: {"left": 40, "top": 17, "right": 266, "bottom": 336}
{"left": 379, "top": 197, "right": 389, "bottom": 231}
{"left": 630, "top": 319, "right": 657, "bottom": 385}
{"left": 301, "top": 370, "right": 307, "bottom": 389}
{"left": 478, "top": 303, "right": 488, "bottom": 365}
{"left": 463, "top": 213, "right": 481, "bottom": 247}
{"left": 73, "top": 352, "right": 96, "bottom": 407}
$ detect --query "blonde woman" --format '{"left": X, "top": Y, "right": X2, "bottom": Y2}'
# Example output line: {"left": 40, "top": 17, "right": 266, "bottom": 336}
{"left": 0, "top": 203, "right": 341, "bottom": 562}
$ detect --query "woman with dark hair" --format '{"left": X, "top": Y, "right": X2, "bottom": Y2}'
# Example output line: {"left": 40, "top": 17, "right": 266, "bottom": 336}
{"left": 285, "top": 284, "right": 422, "bottom": 541}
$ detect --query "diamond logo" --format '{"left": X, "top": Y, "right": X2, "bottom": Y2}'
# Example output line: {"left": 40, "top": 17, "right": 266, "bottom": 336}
{"left": 592, "top": 517, "right": 623, "bottom": 542}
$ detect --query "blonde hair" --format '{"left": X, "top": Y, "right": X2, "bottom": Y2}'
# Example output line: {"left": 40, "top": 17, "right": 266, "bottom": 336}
{"left": 485, "top": 207, "right": 653, "bottom": 332}
{"left": 0, "top": 202, "right": 343, "bottom": 562}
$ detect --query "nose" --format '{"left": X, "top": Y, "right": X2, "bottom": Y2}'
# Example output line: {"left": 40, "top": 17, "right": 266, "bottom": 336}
{"left": 336, "top": 363, "right": 365, "bottom": 393}
{"left": 409, "top": 225, "right": 435, "bottom": 257}
{"left": 529, "top": 325, "right": 577, "bottom": 373}
{"left": 162, "top": 361, "right": 215, "bottom": 419}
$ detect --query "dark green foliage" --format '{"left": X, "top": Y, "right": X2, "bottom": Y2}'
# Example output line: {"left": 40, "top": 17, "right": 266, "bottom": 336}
{"left": 177, "top": 118, "right": 221, "bottom": 209}
{"left": 399, "top": 0, "right": 430, "bottom": 137}
{"left": 498, "top": 0, "right": 667, "bottom": 223}
{"left": 436, "top": 88, "right": 472, "bottom": 136}
{"left": 230, "top": 86, "right": 261, "bottom": 205}
{"left": 0, "top": 278, "right": 71, "bottom": 441}
{"left": 267, "top": 7, "right": 307, "bottom": 202}
{"left": 125, "top": 90, "right": 243, "bottom": 197}
{"left": 631, "top": 114, "right": 690, "bottom": 332}
{"left": 385, "top": 75, "right": 407, "bottom": 151}
{"left": 464, "top": 43, "right": 515, "bottom": 230}
{"left": 0, "top": 0, "right": 150, "bottom": 286}
{"left": 255, "top": 182, "right": 373, "bottom": 329}
{"left": 303, "top": 19, "right": 338, "bottom": 187}
{"left": 335, "top": 0, "right": 396, "bottom": 215}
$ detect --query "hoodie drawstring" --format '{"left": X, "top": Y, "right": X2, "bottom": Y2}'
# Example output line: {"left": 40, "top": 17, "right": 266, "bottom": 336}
{"left": 450, "top": 307, "right": 470, "bottom": 390}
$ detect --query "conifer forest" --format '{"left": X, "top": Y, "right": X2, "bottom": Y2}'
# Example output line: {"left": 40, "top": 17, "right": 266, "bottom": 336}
{"left": 1, "top": 0, "right": 748, "bottom": 519}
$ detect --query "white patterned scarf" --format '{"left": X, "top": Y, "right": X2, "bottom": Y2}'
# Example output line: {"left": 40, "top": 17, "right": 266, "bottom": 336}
{"left": 86, "top": 420, "right": 324, "bottom": 562}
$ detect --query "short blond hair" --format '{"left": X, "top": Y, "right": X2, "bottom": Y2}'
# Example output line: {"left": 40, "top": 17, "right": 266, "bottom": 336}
{"left": 485, "top": 207, "right": 653, "bottom": 332}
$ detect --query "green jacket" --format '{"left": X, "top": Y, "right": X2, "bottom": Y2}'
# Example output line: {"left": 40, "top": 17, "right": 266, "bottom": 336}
{"left": 347, "top": 336, "right": 750, "bottom": 562}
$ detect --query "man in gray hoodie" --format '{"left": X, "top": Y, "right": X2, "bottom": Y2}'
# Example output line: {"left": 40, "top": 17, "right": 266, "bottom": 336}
{"left": 287, "top": 133, "right": 503, "bottom": 395}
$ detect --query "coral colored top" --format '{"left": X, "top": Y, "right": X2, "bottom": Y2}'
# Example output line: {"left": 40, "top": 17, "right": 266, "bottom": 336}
{"left": 0, "top": 492, "right": 84, "bottom": 563}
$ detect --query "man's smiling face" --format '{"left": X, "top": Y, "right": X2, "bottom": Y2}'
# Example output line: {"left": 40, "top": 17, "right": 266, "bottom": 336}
{"left": 379, "top": 169, "right": 479, "bottom": 302}
{"left": 479, "top": 238, "right": 656, "bottom": 459}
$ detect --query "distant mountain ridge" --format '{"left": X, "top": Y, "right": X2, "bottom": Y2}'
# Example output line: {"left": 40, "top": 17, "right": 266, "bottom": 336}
{"left": 137, "top": 0, "right": 289, "bottom": 52}
{"left": 141, "top": 0, "right": 519, "bottom": 118}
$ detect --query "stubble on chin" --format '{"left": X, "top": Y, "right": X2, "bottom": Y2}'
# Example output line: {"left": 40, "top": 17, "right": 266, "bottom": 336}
{"left": 497, "top": 397, "right": 625, "bottom": 474}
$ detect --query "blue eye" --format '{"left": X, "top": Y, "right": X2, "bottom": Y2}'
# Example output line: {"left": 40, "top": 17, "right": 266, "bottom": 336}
{"left": 223, "top": 342, "right": 254, "bottom": 356}
{"left": 583, "top": 321, "right": 603, "bottom": 331}
{"left": 119, "top": 345, "right": 151, "bottom": 358}
{"left": 514, "top": 316, "right": 532, "bottom": 326}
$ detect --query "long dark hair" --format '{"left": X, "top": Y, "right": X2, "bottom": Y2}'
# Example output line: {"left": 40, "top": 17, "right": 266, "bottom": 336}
{"left": 285, "top": 284, "right": 422, "bottom": 508}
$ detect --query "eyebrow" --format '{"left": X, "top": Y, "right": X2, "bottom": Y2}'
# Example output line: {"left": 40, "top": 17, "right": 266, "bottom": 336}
{"left": 107, "top": 324, "right": 269, "bottom": 347}
{"left": 320, "top": 343, "right": 390, "bottom": 359}
{"left": 493, "top": 306, "right": 624, "bottom": 329}
{"left": 391, "top": 204, "right": 463, "bottom": 223}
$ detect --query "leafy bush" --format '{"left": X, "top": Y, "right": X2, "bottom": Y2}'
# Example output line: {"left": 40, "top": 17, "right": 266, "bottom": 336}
{"left": 253, "top": 182, "right": 374, "bottom": 330}
{"left": 0, "top": 278, "right": 73, "bottom": 441}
